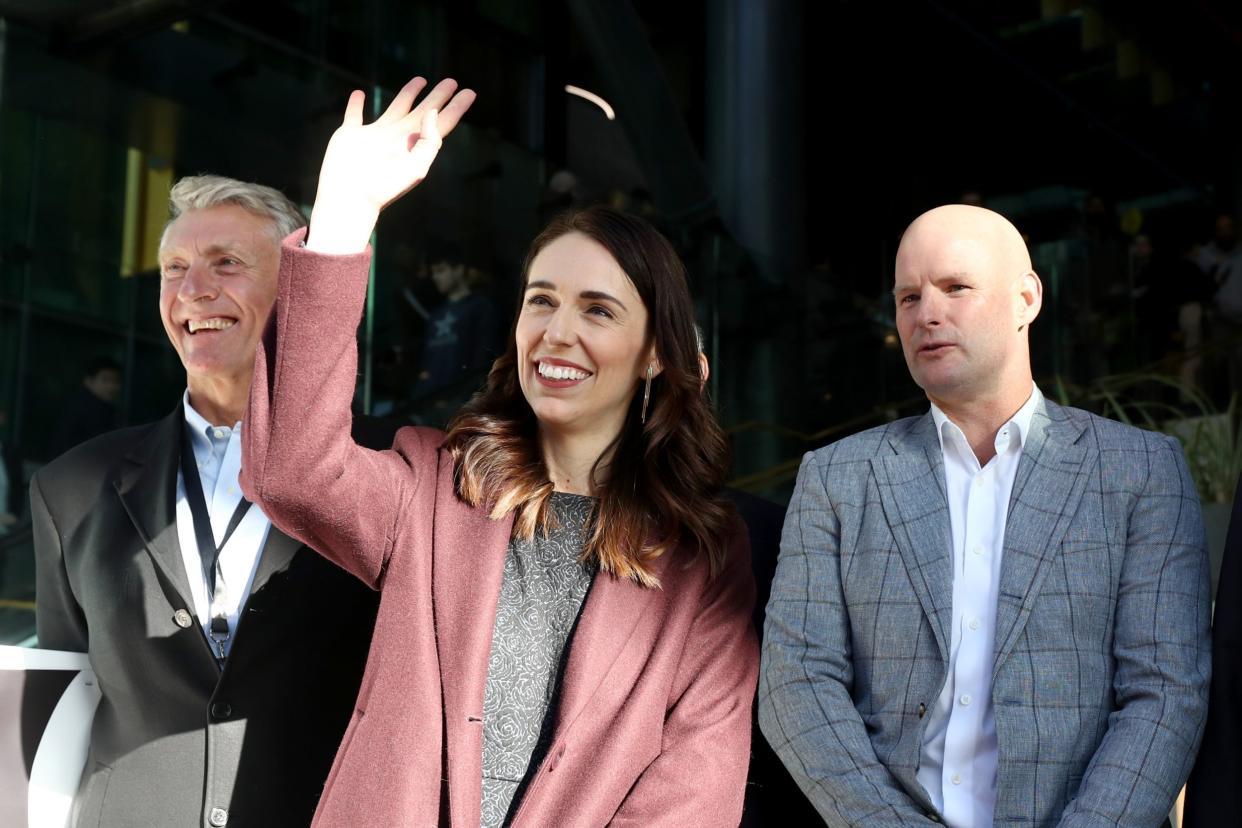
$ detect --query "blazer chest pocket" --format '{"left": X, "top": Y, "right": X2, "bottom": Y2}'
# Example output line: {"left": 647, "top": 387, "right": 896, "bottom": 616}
{"left": 1056, "top": 539, "right": 1116, "bottom": 598}
{"left": 1028, "top": 539, "right": 1116, "bottom": 645}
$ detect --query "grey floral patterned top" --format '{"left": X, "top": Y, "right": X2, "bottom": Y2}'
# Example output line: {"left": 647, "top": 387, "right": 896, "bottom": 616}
{"left": 480, "top": 492, "right": 596, "bottom": 828}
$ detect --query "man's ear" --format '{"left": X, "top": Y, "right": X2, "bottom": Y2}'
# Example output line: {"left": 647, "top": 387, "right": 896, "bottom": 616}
{"left": 1017, "top": 270, "right": 1043, "bottom": 331}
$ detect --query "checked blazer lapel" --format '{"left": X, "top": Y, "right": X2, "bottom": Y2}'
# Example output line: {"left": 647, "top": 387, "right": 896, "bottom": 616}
{"left": 992, "top": 399, "right": 1096, "bottom": 677}
{"left": 872, "top": 414, "right": 955, "bottom": 663}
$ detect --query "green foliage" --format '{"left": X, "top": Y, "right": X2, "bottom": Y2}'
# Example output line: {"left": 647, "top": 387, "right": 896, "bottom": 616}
{"left": 1065, "top": 373, "right": 1241, "bottom": 504}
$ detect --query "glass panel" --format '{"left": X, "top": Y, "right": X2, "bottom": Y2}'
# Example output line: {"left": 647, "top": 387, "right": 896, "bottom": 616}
{"left": 0, "top": 528, "right": 36, "bottom": 646}
{"left": 129, "top": 340, "right": 185, "bottom": 426}
{"left": 0, "top": 108, "right": 36, "bottom": 302}
{"left": 20, "top": 317, "right": 126, "bottom": 463}
{"left": 26, "top": 119, "right": 130, "bottom": 324}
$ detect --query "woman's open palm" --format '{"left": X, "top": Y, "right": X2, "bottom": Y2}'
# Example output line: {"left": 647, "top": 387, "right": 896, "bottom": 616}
{"left": 308, "top": 77, "right": 476, "bottom": 252}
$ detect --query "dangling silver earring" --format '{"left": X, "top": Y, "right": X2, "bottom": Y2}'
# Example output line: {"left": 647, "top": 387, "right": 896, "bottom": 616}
{"left": 640, "top": 365, "right": 653, "bottom": 424}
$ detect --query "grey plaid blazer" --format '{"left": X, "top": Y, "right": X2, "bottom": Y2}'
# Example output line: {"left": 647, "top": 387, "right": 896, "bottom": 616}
{"left": 759, "top": 399, "right": 1212, "bottom": 827}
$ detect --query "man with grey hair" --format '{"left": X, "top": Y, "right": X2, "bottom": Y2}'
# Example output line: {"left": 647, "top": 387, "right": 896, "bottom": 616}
{"left": 31, "top": 175, "right": 385, "bottom": 827}
{"left": 761, "top": 204, "right": 1210, "bottom": 827}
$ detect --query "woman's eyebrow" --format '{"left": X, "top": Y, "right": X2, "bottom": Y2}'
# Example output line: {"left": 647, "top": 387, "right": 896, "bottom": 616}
{"left": 579, "top": 290, "right": 626, "bottom": 312}
{"left": 526, "top": 280, "right": 628, "bottom": 312}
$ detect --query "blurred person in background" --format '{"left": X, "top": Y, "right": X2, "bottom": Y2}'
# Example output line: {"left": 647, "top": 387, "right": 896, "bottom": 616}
{"left": 48, "top": 356, "right": 120, "bottom": 458}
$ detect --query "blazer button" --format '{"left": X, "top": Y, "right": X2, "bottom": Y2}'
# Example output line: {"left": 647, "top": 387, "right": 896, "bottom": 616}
{"left": 173, "top": 609, "right": 193, "bottom": 629}
{"left": 209, "top": 807, "right": 228, "bottom": 826}
{"left": 211, "top": 702, "right": 233, "bottom": 720}
{"left": 917, "top": 703, "right": 927, "bottom": 719}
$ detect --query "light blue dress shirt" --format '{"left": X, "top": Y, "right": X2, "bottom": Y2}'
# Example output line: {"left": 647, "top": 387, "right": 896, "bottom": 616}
{"left": 176, "top": 391, "right": 272, "bottom": 658}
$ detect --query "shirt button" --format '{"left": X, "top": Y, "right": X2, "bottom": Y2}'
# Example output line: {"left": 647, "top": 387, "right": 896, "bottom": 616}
{"left": 173, "top": 609, "right": 193, "bottom": 628}
{"left": 972, "top": 545, "right": 984, "bottom": 556}
{"left": 209, "top": 807, "right": 228, "bottom": 826}
{"left": 952, "top": 773, "right": 962, "bottom": 785}
{"left": 973, "top": 476, "right": 983, "bottom": 487}
{"left": 960, "top": 694, "right": 972, "bottom": 706}
{"left": 214, "top": 428, "right": 227, "bottom": 439}
{"left": 969, "top": 618, "right": 980, "bottom": 630}
{"left": 227, "top": 486, "right": 237, "bottom": 495}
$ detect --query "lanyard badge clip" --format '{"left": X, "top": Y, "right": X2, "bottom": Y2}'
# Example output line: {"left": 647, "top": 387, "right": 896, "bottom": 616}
{"left": 209, "top": 615, "right": 231, "bottom": 662}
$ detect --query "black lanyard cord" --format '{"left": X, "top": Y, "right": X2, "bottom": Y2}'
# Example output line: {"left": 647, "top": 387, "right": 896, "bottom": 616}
{"left": 180, "top": 424, "right": 253, "bottom": 599}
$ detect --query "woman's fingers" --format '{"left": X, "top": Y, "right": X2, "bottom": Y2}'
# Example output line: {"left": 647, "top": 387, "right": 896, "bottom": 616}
{"left": 401, "top": 78, "right": 460, "bottom": 129}
{"left": 406, "top": 109, "right": 444, "bottom": 179}
{"left": 434, "top": 89, "right": 477, "bottom": 137}
{"left": 347, "top": 77, "right": 472, "bottom": 135}
{"left": 376, "top": 76, "right": 428, "bottom": 125}
{"left": 342, "top": 89, "right": 366, "bottom": 127}
{"left": 397, "top": 86, "right": 475, "bottom": 146}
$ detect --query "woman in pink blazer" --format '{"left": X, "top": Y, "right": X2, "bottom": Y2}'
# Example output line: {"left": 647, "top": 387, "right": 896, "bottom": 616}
{"left": 240, "top": 78, "right": 758, "bottom": 826}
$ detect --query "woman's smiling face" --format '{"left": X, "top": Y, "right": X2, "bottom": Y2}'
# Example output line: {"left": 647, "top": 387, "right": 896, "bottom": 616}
{"left": 515, "top": 231, "right": 654, "bottom": 438}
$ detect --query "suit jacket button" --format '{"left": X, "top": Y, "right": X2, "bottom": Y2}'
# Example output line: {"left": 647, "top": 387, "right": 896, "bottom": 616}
{"left": 211, "top": 702, "right": 233, "bottom": 720}
{"left": 917, "top": 703, "right": 927, "bottom": 719}
{"left": 173, "top": 609, "right": 193, "bottom": 628}
{"left": 209, "top": 807, "right": 228, "bottom": 826}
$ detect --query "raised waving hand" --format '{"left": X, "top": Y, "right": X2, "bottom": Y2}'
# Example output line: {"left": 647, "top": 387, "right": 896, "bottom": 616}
{"left": 307, "top": 77, "right": 476, "bottom": 254}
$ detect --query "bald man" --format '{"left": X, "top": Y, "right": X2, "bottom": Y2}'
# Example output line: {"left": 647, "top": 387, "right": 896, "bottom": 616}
{"left": 759, "top": 205, "right": 1211, "bottom": 828}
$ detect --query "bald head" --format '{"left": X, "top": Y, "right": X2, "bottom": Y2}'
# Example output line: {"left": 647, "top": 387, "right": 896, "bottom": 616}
{"left": 899, "top": 204, "right": 1032, "bottom": 279}
{"left": 893, "top": 204, "right": 1042, "bottom": 418}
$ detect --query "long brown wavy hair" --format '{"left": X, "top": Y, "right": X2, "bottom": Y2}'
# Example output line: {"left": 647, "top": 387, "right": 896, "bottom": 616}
{"left": 441, "top": 206, "right": 735, "bottom": 587}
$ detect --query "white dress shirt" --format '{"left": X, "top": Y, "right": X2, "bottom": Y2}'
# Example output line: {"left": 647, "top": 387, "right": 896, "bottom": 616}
{"left": 176, "top": 392, "right": 272, "bottom": 659}
{"left": 917, "top": 386, "right": 1041, "bottom": 828}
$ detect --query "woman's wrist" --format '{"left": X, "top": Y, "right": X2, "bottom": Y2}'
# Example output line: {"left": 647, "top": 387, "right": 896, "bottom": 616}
{"left": 304, "top": 201, "right": 380, "bottom": 255}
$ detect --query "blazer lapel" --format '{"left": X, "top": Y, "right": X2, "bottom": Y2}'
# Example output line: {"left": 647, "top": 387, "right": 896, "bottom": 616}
{"left": 430, "top": 449, "right": 514, "bottom": 827}
{"left": 992, "top": 400, "right": 1096, "bottom": 677}
{"left": 871, "top": 414, "right": 955, "bottom": 663}
{"left": 113, "top": 406, "right": 196, "bottom": 609}
{"left": 551, "top": 551, "right": 669, "bottom": 738}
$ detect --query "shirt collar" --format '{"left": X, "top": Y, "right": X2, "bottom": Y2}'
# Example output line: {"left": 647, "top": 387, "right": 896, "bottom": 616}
{"left": 929, "top": 384, "right": 1042, "bottom": 457}
{"left": 182, "top": 390, "right": 241, "bottom": 450}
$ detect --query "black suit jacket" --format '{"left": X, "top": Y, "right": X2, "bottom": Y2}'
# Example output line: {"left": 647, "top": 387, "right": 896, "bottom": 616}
{"left": 1185, "top": 474, "right": 1242, "bottom": 826}
{"left": 30, "top": 406, "right": 388, "bottom": 828}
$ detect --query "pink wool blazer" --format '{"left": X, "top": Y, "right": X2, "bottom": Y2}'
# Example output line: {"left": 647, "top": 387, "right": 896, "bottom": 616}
{"left": 240, "top": 234, "right": 759, "bottom": 827}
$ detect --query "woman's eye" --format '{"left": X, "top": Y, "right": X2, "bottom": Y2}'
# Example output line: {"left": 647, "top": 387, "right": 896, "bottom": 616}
{"left": 526, "top": 294, "right": 553, "bottom": 307}
{"left": 587, "top": 305, "right": 613, "bottom": 319}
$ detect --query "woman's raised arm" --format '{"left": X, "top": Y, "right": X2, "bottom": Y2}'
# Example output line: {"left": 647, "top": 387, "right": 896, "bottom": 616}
{"left": 240, "top": 78, "right": 475, "bottom": 588}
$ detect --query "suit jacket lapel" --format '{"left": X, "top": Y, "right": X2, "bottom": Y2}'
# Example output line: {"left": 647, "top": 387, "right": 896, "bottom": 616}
{"left": 552, "top": 551, "right": 668, "bottom": 738}
{"left": 992, "top": 399, "right": 1096, "bottom": 677}
{"left": 113, "top": 406, "right": 196, "bottom": 609}
{"left": 872, "top": 414, "right": 955, "bottom": 662}
{"left": 430, "top": 448, "right": 514, "bottom": 827}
